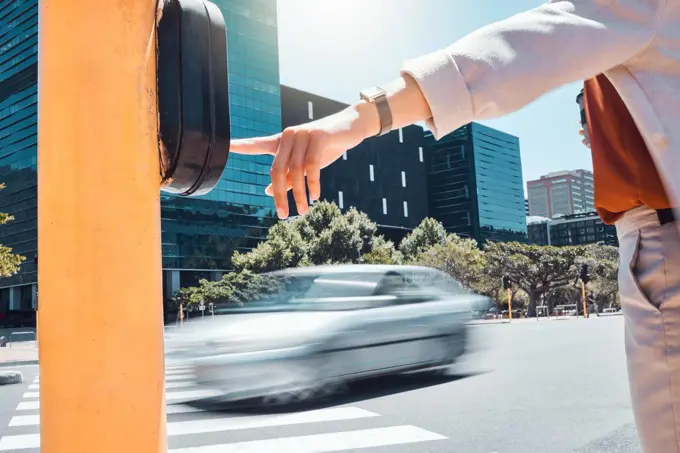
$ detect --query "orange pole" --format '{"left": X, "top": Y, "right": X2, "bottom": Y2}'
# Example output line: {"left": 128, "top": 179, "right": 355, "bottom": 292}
{"left": 38, "top": 1, "right": 166, "bottom": 453}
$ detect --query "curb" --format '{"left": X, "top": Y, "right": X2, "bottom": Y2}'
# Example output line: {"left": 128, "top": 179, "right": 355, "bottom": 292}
{"left": 0, "top": 360, "right": 39, "bottom": 368}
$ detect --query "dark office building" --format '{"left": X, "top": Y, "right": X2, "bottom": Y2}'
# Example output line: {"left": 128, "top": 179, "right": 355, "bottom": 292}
{"left": 281, "top": 86, "right": 430, "bottom": 243}
{"left": 0, "top": 0, "right": 39, "bottom": 312}
{"left": 423, "top": 123, "right": 527, "bottom": 243}
{"left": 0, "top": 0, "right": 283, "bottom": 314}
{"left": 528, "top": 212, "right": 618, "bottom": 247}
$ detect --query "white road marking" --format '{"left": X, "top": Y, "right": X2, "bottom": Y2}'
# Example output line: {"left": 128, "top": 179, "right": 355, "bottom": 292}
{"left": 167, "top": 425, "right": 447, "bottom": 453}
{"left": 166, "top": 407, "right": 378, "bottom": 436}
{"left": 0, "top": 407, "right": 384, "bottom": 451}
{"left": 10, "top": 404, "right": 202, "bottom": 425}
{"left": 27, "top": 381, "right": 193, "bottom": 391}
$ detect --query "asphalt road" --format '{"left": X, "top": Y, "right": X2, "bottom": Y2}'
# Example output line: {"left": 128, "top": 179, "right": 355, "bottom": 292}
{"left": 0, "top": 315, "right": 638, "bottom": 452}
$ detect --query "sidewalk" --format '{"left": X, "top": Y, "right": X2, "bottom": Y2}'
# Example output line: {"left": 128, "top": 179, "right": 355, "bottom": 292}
{"left": 0, "top": 344, "right": 38, "bottom": 367}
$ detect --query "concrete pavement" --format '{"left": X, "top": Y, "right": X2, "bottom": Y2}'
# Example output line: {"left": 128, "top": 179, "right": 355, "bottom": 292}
{"left": 0, "top": 316, "right": 638, "bottom": 452}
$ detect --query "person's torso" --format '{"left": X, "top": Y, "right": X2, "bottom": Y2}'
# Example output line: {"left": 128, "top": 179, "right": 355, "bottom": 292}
{"left": 583, "top": 75, "right": 671, "bottom": 224}
{"left": 598, "top": 1, "right": 680, "bottom": 216}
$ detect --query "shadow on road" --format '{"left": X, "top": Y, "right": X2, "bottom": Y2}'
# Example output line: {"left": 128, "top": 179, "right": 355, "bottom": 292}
{"left": 191, "top": 369, "right": 485, "bottom": 415}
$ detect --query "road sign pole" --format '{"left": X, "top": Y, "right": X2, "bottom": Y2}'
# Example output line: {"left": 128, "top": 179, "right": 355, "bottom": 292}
{"left": 507, "top": 288, "right": 512, "bottom": 321}
{"left": 38, "top": 1, "right": 166, "bottom": 452}
{"left": 581, "top": 281, "right": 588, "bottom": 318}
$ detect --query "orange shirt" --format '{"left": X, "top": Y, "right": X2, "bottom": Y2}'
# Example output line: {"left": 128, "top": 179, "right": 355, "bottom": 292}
{"left": 583, "top": 75, "right": 671, "bottom": 225}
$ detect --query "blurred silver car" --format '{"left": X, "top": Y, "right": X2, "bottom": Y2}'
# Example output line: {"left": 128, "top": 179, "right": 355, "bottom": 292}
{"left": 166, "top": 265, "right": 489, "bottom": 405}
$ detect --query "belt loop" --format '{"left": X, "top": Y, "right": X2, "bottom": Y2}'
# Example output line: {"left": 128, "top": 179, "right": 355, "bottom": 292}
{"left": 657, "top": 208, "right": 676, "bottom": 226}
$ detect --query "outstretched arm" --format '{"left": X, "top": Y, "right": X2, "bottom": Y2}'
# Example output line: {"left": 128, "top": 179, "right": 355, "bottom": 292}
{"left": 233, "top": 0, "right": 664, "bottom": 219}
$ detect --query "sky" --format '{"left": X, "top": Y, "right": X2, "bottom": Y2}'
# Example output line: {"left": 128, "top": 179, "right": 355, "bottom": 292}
{"left": 276, "top": 0, "right": 594, "bottom": 195}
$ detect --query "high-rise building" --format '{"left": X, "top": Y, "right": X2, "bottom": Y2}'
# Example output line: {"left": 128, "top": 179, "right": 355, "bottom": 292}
{"left": 161, "top": 0, "right": 282, "bottom": 297}
{"left": 526, "top": 169, "right": 594, "bottom": 218}
{"left": 0, "top": 0, "right": 39, "bottom": 313}
{"left": 280, "top": 86, "right": 429, "bottom": 244}
{"left": 423, "top": 123, "right": 527, "bottom": 243}
{"left": 527, "top": 212, "right": 617, "bottom": 247}
{"left": 0, "top": 0, "right": 283, "bottom": 316}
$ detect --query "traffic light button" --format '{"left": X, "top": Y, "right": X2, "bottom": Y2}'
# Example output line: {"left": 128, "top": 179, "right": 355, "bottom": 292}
{"left": 157, "top": 0, "right": 231, "bottom": 196}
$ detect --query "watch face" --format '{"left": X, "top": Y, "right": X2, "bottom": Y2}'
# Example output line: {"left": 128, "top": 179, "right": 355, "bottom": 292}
{"left": 361, "top": 87, "right": 385, "bottom": 100}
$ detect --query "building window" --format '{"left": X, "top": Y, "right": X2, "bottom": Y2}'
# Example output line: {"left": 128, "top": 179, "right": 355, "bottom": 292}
{"left": 403, "top": 201, "right": 408, "bottom": 217}
{"left": 369, "top": 164, "right": 374, "bottom": 182}
{"left": 418, "top": 147, "right": 423, "bottom": 162}
{"left": 338, "top": 191, "right": 344, "bottom": 209}
{"left": 398, "top": 128, "right": 404, "bottom": 143}
{"left": 308, "top": 101, "right": 314, "bottom": 119}
{"left": 401, "top": 171, "right": 406, "bottom": 187}
{"left": 342, "top": 152, "right": 347, "bottom": 160}
{"left": 382, "top": 198, "right": 387, "bottom": 215}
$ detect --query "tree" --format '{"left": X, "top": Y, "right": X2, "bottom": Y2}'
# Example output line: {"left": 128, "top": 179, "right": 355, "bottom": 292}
{"left": 233, "top": 201, "right": 400, "bottom": 272}
{"left": 0, "top": 183, "right": 25, "bottom": 277}
{"left": 172, "top": 270, "right": 283, "bottom": 310}
{"left": 583, "top": 244, "right": 620, "bottom": 309}
{"left": 399, "top": 218, "right": 446, "bottom": 261}
{"left": 232, "top": 221, "right": 307, "bottom": 273}
{"left": 414, "top": 234, "right": 486, "bottom": 290}
{"left": 484, "top": 242, "right": 585, "bottom": 317}
{"left": 361, "top": 236, "right": 402, "bottom": 265}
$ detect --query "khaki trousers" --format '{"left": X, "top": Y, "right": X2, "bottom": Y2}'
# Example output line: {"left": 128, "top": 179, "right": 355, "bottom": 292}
{"left": 618, "top": 206, "right": 680, "bottom": 453}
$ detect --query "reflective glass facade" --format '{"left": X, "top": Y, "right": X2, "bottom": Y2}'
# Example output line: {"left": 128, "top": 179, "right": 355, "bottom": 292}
{"left": 160, "top": 0, "right": 281, "bottom": 286}
{"left": 0, "top": 0, "right": 39, "bottom": 312}
{"left": 0, "top": 0, "right": 282, "bottom": 309}
{"left": 471, "top": 123, "right": 527, "bottom": 242}
{"left": 424, "top": 123, "right": 527, "bottom": 243}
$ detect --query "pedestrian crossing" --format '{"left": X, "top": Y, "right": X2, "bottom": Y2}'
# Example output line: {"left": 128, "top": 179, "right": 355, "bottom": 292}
{"left": 0, "top": 363, "right": 448, "bottom": 452}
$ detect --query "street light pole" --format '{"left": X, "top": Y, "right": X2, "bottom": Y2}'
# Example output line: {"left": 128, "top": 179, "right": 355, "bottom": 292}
{"left": 38, "top": 1, "right": 166, "bottom": 452}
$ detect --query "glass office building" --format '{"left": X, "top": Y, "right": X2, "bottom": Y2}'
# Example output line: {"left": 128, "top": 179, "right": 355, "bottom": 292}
{"left": 0, "top": 0, "right": 39, "bottom": 312}
{"left": 161, "top": 0, "right": 281, "bottom": 297}
{"left": 424, "top": 122, "right": 527, "bottom": 243}
{"left": 0, "top": 0, "right": 282, "bottom": 315}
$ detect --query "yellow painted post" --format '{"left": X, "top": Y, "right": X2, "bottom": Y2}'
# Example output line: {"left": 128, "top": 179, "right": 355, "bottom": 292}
{"left": 38, "top": 1, "right": 166, "bottom": 452}
{"left": 581, "top": 281, "right": 588, "bottom": 318}
{"left": 507, "top": 288, "right": 512, "bottom": 321}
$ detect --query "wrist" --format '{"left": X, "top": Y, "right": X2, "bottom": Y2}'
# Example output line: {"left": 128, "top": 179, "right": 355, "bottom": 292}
{"left": 352, "top": 99, "right": 381, "bottom": 140}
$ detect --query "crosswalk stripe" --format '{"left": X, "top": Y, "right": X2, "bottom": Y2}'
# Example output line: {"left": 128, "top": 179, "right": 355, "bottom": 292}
{"left": 166, "top": 407, "right": 378, "bottom": 436}
{"left": 27, "top": 381, "right": 193, "bottom": 391}
{"left": 166, "top": 368, "right": 193, "bottom": 376}
{"left": 166, "top": 374, "right": 194, "bottom": 381}
{"left": 167, "top": 425, "right": 447, "bottom": 453}
{"left": 0, "top": 407, "right": 381, "bottom": 450}
{"left": 9, "top": 404, "right": 202, "bottom": 426}
{"left": 16, "top": 401, "right": 39, "bottom": 411}
{"left": 166, "top": 389, "right": 222, "bottom": 401}
{"left": 20, "top": 388, "right": 215, "bottom": 402}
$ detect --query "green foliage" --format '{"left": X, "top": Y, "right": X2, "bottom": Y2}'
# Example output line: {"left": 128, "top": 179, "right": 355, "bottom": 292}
{"left": 178, "top": 210, "right": 622, "bottom": 318}
{"left": 399, "top": 218, "right": 446, "bottom": 261}
{"left": 414, "top": 234, "right": 485, "bottom": 290}
{"left": 233, "top": 201, "right": 400, "bottom": 272}
{"left": 172, "top": 270, "right": 283, "bottom": 309}
{"left": 0, "top": 183, "right": 25, "bottom": 278}
{"left": 484, "top": 242, "right": 585, "bottom": 315}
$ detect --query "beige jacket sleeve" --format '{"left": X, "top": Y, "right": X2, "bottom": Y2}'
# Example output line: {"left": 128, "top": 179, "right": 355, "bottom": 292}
{"left": 402, "top": 0, "right": 666, "bottom": 139}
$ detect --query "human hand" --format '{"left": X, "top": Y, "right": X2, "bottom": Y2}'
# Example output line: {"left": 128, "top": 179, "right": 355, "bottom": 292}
{"left": 579, "top": 128, "right": 587, "bottom": 147}
{"left": 229, "top": 102, "right": 378, "bottom": 219}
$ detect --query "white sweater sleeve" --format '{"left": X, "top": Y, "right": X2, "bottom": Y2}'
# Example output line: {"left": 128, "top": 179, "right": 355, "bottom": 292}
{"left": 401, "top": 0, "right": 664, "bottom": 139}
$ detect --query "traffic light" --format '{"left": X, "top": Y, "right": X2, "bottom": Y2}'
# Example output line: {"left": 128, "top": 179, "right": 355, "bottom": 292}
{"left": 580, "top": 264, "right": 590, "bottom": 284}
{"left": 502, "top": 275, "right": 512, "bottom": 290}
{"left": 157, "top": 0, "right": 231, "bottom": 196}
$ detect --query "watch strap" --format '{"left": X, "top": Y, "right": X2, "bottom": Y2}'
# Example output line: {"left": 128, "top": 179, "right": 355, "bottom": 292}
{"left": 360, "top": 87, "right": 393, "bottom": 137}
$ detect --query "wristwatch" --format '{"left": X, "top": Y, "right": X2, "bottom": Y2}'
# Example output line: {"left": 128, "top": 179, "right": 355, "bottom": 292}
{"left": 359, "top": 86, "right": 393, "bottom": 137}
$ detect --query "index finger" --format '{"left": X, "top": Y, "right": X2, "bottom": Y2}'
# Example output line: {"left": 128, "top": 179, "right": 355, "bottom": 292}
{"left": 230, "top": 136, "right": 280, "bottom": 155}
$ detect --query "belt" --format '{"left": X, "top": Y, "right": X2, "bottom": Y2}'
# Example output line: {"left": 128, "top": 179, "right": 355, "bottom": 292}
{"left": 657, "top": 208, "right": 676, "bottom": 226}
